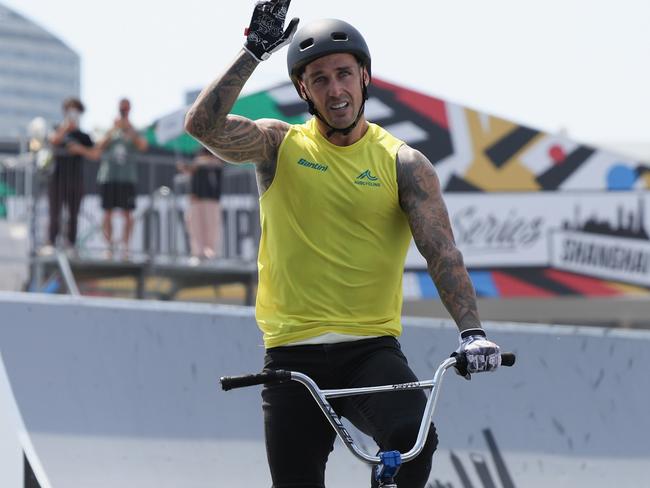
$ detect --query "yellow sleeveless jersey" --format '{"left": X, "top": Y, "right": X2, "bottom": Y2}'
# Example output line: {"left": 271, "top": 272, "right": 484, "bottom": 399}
{"left": 256, "top": 118, "right": 412, "bottom": 348}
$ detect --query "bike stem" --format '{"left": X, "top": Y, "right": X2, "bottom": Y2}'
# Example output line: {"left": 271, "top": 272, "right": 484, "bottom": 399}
{"left": 376, "top": 450, "right": 401, "bottom": 486}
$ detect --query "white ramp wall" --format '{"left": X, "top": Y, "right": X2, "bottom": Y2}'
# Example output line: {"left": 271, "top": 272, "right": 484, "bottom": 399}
{"left": 0, "top": 292, "right": 649, "bottom": 488}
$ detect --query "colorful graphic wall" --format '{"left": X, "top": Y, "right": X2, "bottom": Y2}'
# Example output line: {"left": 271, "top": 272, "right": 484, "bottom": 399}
{"left": 150, "top": 78, "right": 649, "bottom": 298}
{"left": 266, "top": 78, "right": 650, "bottom": 298}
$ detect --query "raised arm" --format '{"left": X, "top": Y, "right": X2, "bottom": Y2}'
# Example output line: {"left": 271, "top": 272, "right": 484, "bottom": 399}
{"left": 396, "top": 145, "right": 481, "bottom": 333}
{"left": 185, "top": 50, "right": 288, "bottom": 161}
{"left": 49, "top": 122, "right": 71, "bottom": 146}
{"left": 184, "top": 1, "right": 298, "bottom": 174}
{"left": 185, "top": 0, "right": 298, "bottom": 192}
{"left": 124, "top": 124, "right": 148, "bottom": 152}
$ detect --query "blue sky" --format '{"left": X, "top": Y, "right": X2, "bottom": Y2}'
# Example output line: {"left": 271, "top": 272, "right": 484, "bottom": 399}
{"left": 3, "top": 0, "right": 649, "bottom": 148}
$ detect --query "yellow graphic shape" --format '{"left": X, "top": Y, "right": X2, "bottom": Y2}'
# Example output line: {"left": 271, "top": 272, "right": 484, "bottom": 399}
{"left": 463, "top": 110, "right": 541, "bottom": 191}
{"left": 642, "top": 172, "right": 650, "bottom": 189}
{"left": 606, "top": 281, "right": 650, "bottom": 296}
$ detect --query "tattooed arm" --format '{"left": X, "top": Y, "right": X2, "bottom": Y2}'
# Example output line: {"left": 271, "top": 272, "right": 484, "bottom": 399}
{"left": 397, "top": 145, "right": 482, "bottom": 333}
{"left": 184, "top": 50, "right": 289, "bottom": 193}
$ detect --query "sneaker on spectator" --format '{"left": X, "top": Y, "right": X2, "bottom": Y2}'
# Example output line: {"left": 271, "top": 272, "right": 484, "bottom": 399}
{"left": 38, "top": 244, "right": 55, "bottom": 257}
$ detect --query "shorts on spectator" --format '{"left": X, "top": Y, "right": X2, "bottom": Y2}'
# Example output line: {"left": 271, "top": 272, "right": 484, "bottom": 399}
{"left": 100, "top": 182, "right": 136, "bottom": 210}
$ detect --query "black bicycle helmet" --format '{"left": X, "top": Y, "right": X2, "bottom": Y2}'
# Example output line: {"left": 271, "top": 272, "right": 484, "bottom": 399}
{"left": 287, "top": 19, "right": 371, "bottom": 95}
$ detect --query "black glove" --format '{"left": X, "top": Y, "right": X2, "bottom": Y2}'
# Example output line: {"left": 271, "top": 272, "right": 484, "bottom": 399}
{"left": 243, "top": 0, "right": 299, "bottom": 61}
{"left": 452, "top": 328, "right": 501, "bottom": 380}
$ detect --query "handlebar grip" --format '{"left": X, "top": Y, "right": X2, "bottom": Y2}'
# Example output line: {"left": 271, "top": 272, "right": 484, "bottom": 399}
{"left": 501, "top": 352, "right": 516, "bottom": 367}
{"left": 220, "top": 369, "right": 291, "bottom": 391}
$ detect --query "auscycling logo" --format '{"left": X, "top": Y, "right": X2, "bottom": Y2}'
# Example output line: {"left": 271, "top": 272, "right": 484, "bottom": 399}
{"left": 355, "top": 169, "right": 381, "bottom": 187}
{"left": 297, "top": 158, "right": 328, "bottom": 172}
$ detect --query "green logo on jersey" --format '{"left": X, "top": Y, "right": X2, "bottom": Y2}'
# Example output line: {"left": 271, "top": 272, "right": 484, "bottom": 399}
{"left": 355, "top": 169, "right": 381, "bottom": 187}
{"left": 297, "top": 158, "right": 328, "bottom": 172}
{"left": 356, "top": 169, "right": 379, "bottom": 181}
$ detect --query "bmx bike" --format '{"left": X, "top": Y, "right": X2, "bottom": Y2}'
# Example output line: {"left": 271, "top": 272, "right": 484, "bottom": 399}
{"left": 220, "top": 351, "right": 516, "bottom": 487}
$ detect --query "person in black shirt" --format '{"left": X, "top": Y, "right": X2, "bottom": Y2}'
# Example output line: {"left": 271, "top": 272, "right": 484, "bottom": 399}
{"left": 42, "top": 97, "right": 97, "bottom": 254}
{"left": 177, "top": 147, "right": 224, "bottom": 260}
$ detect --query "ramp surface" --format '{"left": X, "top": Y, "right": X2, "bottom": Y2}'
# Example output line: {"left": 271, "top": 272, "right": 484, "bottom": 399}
{"left": 0, "top": 292, "right": 649, "bottom": 487}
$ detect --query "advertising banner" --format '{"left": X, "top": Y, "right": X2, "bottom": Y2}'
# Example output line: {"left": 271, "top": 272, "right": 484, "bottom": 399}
{"left": 406, "top": 191, "right": 650, "bottom": 294}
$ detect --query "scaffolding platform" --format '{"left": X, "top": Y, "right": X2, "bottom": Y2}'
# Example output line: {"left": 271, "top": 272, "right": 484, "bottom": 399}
{"left": 30, "top": 252, "right": 258, "bottom": 305}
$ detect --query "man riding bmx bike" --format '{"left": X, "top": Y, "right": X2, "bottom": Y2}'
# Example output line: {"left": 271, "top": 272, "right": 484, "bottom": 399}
{"left": 185, "top": 2, "right": 502, "bottom": 486}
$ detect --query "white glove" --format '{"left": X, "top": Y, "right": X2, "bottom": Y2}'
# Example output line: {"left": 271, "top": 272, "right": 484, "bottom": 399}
{"left": 452, "top": 328, "right": 501, "bottom": 380}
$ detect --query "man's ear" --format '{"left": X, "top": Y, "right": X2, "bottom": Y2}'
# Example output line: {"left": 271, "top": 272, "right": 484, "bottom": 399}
{"left": 362, "top": 66, "right": 370, "bottom": 87}
{"left": 297, "top": 78, "right": 309, "bottom": 101}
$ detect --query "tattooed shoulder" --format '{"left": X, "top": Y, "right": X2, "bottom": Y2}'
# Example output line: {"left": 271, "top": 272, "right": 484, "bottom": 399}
{"left": 396, "top": 144, "right": 439, "bottom": 213}
{"left": 254, "top": 119, "right": 291, "bottom": 194}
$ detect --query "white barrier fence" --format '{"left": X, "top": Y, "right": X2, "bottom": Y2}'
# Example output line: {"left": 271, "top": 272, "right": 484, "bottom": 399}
{"left": 1, "top": 292, "right": 649, "bottom": 488}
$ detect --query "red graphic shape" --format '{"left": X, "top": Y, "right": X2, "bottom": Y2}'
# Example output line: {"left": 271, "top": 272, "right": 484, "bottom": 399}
{"left": 544, "top": 269, "right": 621, "bottom": 296}
{"left": 549, "top": 144, "right": 566, "bottom": 164}
{"left": 372, "top": 78, "right": 449, "bottom": 129}
{"left": 491, "top": 272, "right": 555, "bottom": 297}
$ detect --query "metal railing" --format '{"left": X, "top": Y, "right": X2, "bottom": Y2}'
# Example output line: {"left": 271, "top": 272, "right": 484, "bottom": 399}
{"left": 0, "top": 146, "right": 260, "bottom": 295}
{"left": 0, "top": 149, "right": 260, "bottom": 261}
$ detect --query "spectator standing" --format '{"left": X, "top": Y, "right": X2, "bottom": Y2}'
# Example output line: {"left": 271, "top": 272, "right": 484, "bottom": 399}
{"left": 42, "top": 97, "right": 96, "bottom": 255}
{"left": 96, "top": 98, "right": 148, "bottom": 257}
{"left": 177, "top": 147, "right": 224, "bottom": 260}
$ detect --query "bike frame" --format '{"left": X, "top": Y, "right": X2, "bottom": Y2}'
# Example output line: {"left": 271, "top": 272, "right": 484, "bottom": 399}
{"left": 220, "top": 352, "right": 515, "bottom": 487}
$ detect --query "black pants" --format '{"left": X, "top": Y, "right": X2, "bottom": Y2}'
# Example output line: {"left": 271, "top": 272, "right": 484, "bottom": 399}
{"left": 48, "top": 174, "right": 83, "bottom": 245}
{"left": 262, "top": 336, "right": 438, "bottom": 488}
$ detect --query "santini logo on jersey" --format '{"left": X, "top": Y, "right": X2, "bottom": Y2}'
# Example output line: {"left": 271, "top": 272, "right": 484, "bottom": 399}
{"left": 355, "top": 169, "right": 381, "bottom": 187}
{"left": 297, "top": 158, "right": 328, "bottom": 172}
